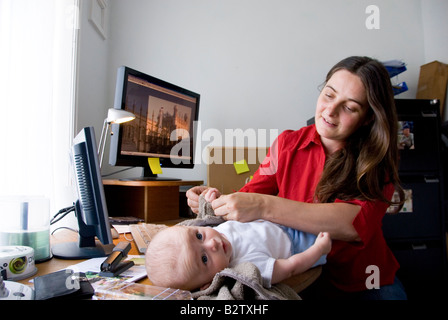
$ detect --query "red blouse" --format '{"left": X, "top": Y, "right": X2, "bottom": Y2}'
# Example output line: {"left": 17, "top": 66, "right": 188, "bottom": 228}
{"left": 240, "top": 124, "right": 399, "bottom": 292}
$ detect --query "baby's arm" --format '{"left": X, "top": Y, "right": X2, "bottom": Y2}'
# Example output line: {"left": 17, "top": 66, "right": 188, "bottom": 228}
{"left": 271, "top": 232, "right": 332, "bottom": 284}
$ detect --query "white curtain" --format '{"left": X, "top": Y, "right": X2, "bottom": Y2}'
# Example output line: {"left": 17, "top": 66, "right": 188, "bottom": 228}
{"left": 0, "top": 0, "right": 79, "bottom": 211}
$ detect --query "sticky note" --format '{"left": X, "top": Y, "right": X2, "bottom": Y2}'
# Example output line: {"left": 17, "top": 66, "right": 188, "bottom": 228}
{"left": 234, "top": 159, "right": 250, "bottom": 175}
{"left": 148, "top": 158, "right": 163, "bottom": 174}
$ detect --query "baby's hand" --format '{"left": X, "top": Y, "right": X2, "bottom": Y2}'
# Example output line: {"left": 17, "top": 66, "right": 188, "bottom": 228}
{"left": 203, "top": 188, "right": 220, "bottom": 202}
{"left": 314, "top": 232, "right": 332, "bottom": 255}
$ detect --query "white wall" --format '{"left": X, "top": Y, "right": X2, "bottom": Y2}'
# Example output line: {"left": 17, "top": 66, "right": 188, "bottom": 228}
{"left": 76, "top": 0, "right": 446, "bottom": 184}
{"left": 76, "top": 0, "right": 112, "bottom": 134}
{"left": 421, "top": 0, "right": 448, "bottom": 122}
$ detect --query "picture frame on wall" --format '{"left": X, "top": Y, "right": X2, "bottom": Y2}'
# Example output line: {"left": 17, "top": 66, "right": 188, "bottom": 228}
{"left": 89, "top": 0, "right": 107, "bottom": 40}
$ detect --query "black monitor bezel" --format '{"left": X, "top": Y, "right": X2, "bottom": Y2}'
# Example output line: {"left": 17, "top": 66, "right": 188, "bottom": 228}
{"left": 109, "top": 66, "right": 200, "bottom": 173}
{"left": 51, "top": 127, "right": 114, "bottom": 259}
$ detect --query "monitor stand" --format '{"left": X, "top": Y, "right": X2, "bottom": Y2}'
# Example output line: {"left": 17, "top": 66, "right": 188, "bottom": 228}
{"left": 52, "top": 241, "right": 114, "bottom": 260}
{"left": 51, "top": 201, "right": 115, "bottom": 260}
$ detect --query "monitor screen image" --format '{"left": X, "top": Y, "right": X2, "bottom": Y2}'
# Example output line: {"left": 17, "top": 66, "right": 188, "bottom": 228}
{"left": 52, "top": 127, "right": 114, "bottom": 259}
{"left": 109, "top": 66, "right": 200, "bottom": 180}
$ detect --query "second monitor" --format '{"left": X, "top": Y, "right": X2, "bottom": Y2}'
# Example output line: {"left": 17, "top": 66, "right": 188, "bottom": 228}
{"left": 109, "top": 66, "right": 200, "bottom": 181}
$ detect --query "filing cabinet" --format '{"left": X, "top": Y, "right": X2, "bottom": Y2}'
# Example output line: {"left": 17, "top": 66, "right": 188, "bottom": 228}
{"left": 382, "top": 99, "right": 447, "bottom": 300}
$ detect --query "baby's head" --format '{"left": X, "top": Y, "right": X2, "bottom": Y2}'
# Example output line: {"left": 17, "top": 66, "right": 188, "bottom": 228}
{"left": 145, "top": 225, "right": 232, "bottom": 291}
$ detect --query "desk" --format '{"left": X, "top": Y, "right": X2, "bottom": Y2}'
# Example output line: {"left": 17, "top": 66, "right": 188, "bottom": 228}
{"left": 19, "top": 226, "right": 321, "bottom": 294}
{"left": 103, "top": 179, "right": 203, "bottom": 222}
{"left": 18, "top": 229, "right": 152, "bottom": 287}
{"left": 16, "top": 229, "right": 323, "bottom": 304}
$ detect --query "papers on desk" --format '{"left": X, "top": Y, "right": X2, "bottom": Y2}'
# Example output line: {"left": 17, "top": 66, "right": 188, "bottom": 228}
{"left": 112, "top": 224, "right": 131, "bottom": 234}
{"left": 64, "top": 255, "right": 192, "bottom": 300}
{"left": 65, "top": 255, "right": 146, "bottom": 283}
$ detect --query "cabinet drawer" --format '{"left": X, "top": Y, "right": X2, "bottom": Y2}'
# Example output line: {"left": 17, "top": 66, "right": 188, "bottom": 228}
{"left": 388, "top": 241, "right": 446, "bottom": 300}
{"left": 396, "top": 99, "right": 441, "bottom": 172}
{"left": 382, "top": 177, "right": 442, "bottom": 240}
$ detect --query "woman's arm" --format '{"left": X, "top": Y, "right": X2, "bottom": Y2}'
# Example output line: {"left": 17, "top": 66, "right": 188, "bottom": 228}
{"left": 264, "top": 195, "right": 361, "bottom": 242}
{"left": 212, "top": 192, "right": 361, "bottom": 242}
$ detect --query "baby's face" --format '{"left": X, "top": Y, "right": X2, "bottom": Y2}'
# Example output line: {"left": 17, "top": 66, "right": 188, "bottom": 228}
{"left": 184, "top": 226, "right": 232, "bottom": 289}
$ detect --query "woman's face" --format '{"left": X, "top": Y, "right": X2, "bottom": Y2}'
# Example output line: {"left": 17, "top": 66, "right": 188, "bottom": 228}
{"left": 315, "top": 69, "right": 370, "bottom": 154}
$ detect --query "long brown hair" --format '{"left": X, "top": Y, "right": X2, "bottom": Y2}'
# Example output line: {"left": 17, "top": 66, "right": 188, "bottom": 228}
{"left": 315, "top": 56, "right": 404, "bottom": 212}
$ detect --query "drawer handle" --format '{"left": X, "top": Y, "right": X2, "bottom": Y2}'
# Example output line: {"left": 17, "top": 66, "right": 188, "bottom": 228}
{"left": 424, "top": 177, "right": 439, "bottom": 183}
{"left": 421, "top": 111, "right": 437, "bottom": 117}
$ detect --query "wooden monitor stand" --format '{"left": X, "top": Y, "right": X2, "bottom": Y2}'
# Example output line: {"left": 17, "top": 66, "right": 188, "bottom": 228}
{"left": 102, "top": 179, "right": 203, "bottom": 223}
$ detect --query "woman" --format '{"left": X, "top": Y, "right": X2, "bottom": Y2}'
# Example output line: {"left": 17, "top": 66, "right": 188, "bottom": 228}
{"left": 187, "top": 56, "right": 406, "bottom": 300}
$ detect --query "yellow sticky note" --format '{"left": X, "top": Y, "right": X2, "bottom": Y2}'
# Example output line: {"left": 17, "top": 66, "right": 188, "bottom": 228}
{"left": 234, "top": 159, "right": 250, "bottom": 175}
{"left": 148, "top": 158, "right": 163, "bottom": 174}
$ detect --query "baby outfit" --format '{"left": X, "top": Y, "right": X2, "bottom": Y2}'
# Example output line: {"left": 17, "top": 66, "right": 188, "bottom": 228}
{"left": 214, "top": 220, "right": 327, "bottom": 288}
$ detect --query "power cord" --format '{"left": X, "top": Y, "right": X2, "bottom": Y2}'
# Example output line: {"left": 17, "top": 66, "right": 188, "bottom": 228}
{"left": 50, "top": 226, "right": 78, "bottom": 235}
{"left": 101, "top": 166, "right": 135, "bottom": 178}
{"left": 50, "top": 205, "right": 75, "bottom": 225}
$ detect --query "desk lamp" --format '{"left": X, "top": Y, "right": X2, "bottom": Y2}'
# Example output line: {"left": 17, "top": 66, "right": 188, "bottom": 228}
{"left": 98, "top": 108, "right": 135, "bottom": 168}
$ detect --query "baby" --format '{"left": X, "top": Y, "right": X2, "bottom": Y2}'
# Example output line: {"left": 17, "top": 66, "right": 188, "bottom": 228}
{"left": 145, "top": 219, "right": 331, "bottom": 291}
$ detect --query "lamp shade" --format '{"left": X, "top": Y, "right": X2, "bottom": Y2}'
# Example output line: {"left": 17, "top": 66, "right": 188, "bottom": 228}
{"left": 99, "top": 108, "right": 136, "bottom": 168}
{"left": 106, "top": 108, "right": 135, "bottom": 124}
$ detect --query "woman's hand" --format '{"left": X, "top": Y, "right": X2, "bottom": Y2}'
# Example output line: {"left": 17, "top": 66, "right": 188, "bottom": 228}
{"left": 186, "top": 186, "right": 221, "bottom": 214}
{"left": 211, "top": 192, "right": 266, "bottom": 222}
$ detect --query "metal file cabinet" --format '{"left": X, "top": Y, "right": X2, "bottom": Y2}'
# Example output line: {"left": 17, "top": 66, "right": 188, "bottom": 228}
{"left": 382, "top": 99, "right": 447, "bottom": 300}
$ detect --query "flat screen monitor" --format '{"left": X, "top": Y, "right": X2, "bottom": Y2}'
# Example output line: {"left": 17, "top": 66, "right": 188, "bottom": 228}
{"left": 109, "top": 66, "right": 200, "bottom": 180}
{"left": 52, "top": 127, "right": 114, "bottom": 259}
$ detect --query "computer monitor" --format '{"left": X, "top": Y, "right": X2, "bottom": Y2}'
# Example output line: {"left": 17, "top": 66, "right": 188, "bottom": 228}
{"left": 52, "top": 127, "right": 114, "bottom": 259}
{"left": 109, "top": 66, "right": 200, "bottom": 180}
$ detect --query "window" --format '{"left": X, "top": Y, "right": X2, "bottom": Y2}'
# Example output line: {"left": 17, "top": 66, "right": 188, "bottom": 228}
{"left": 0, "top": 0, "right": 79, "bottom": 211}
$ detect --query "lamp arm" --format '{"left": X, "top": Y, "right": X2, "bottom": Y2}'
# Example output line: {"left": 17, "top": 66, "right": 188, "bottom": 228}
{"left": 99, "top": 119, "right": 109, "bottom": 168}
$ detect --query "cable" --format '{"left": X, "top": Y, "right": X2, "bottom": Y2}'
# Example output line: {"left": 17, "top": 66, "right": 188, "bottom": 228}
{"left": 122, "top": 232, "right": 134, "bottom": 242}
{"left": 51, "top": 226, "right": 78, "bottom": 235}
{"left": 101, "top": 167, "right": 135, "bottom": 178}
{"left": 50, "top": 205, "right": 75, "bottom": 225}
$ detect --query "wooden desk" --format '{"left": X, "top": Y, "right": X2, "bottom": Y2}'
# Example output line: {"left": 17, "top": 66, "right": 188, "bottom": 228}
{"left": 18, "top": 225, "right": 321, "bottom": 295}
{"left": 18, "top": 229, "right": 152, "bottom": 287}
{"left": 103, "top": 179, "right": 203, "bottom": 222}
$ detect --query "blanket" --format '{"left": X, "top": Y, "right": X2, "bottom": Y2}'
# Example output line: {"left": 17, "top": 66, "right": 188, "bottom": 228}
{"left": 177, "top": 196, "right": 300, "bottom": 300}
{"left": 178, "top": 194, "right": 224, "bottom": 227}
{"left": 192, "top": 262, "right": 300, "bottom": 300}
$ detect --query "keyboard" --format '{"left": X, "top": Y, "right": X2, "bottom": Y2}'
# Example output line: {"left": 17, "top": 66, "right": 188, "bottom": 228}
{"left": 129, "top": 223, "right": 167, "bottom": 253}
